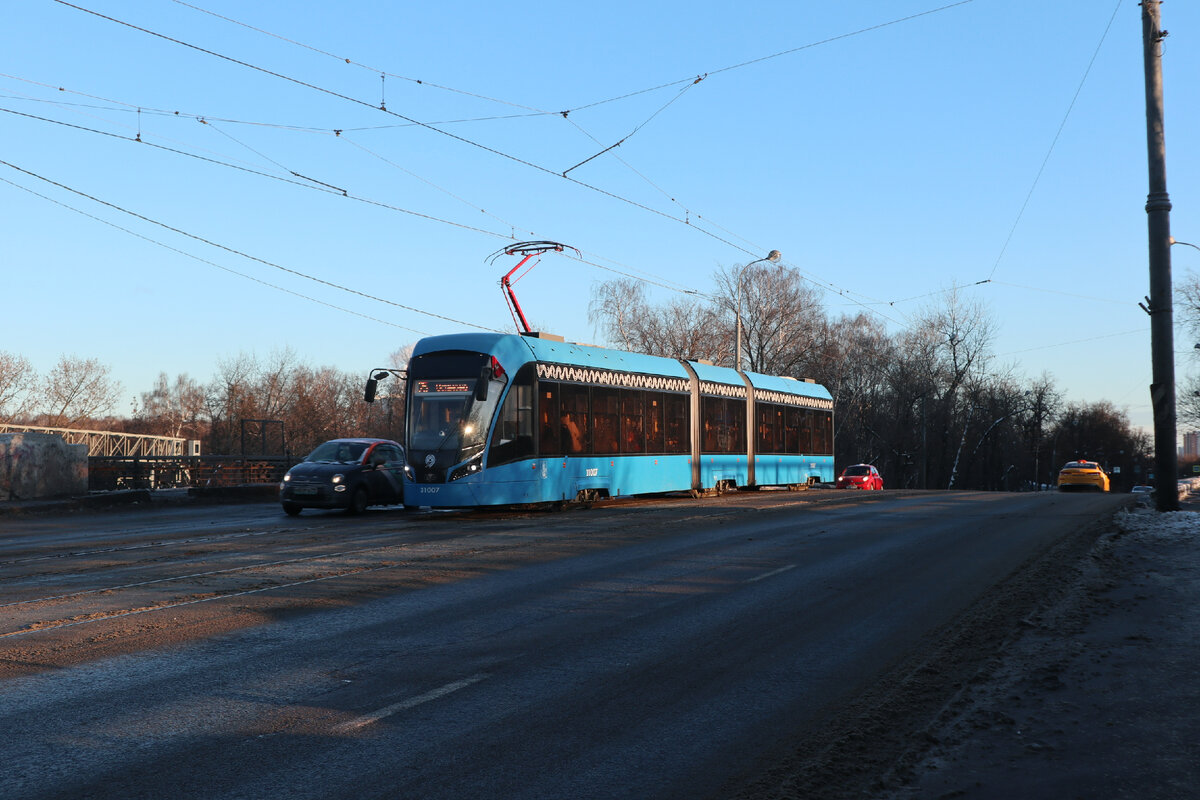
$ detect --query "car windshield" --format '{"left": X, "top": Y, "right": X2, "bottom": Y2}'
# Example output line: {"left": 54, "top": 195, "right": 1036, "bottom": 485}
{"left": 844, "top": 466, "right": 870, "bottom": 476}
{"left": 305, "top": 441, "right": 367, "bottom": 464}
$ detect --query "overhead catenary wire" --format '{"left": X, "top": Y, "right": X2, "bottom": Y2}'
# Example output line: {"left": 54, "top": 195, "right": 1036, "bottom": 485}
{"left": 43, "top": 0, "right": 768, "bottom": 275}
{"left": 983, "top": 0, "right": 1123, "bottom": 283}
{"left": 169, "top": 0, "right": 977, "bottom": 120}
{"left": 0, "top": 174, "right": 431, "bottom": 335}
{"left": 0, "top": 78, "right": 694, "bottom": 293}
{"left": 31, "top": 1, "right": 1135, "bottom": 332}
{"left": 0, "top": 102, "right": 708, "bottom": 297}
{"left": 155, "top": 0, "right": 982, "bottom": 308}
{"left": 0, "top": 105, "right": 514, "bottom": 239}
{"left": 0, "top": 157, "right": 496, "bottom": 332}
{"left": 8, "top": 72, "right": 1136, "bottom": 320}
{"left": 4, "top": 92, "right": 901, "bottom": 323}
{"left": 45, "top": 0, "right": 925, "bottom": 320}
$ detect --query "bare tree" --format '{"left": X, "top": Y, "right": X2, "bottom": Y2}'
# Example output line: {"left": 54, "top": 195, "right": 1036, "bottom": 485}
{"left": 1024, "top": 372, "right": 1063, "bottom": 487}
{"left": 588, "top": 279, "right": 650, "bottom": 353}
{"left": 588, "top": 279, "right": 724, "bottom": 360}
{"left": 713, "top": 263, "right": 827, "bottom": 375}
{"left": 205, "top": 353, "right": 258, "bottom": 454}
{"left": 0, "top": 351, "right": 36, "bottom": 422}
{"left": 134, "top": 373, "right": 207, "bottom": 439}
{"left": 39, "top": 355, "right": 123, "bottom": 429}
{"left": 286, "top": 365, "right": 366, "bottom": 454}
{"left": 257, "top": 348, "right": 300, "bottom": 421}
{"left": 1175, "top": 273, "right": 1200, "bottom": 428}
{"left": 818, "top": 313, "right": 896, "bottom": 473}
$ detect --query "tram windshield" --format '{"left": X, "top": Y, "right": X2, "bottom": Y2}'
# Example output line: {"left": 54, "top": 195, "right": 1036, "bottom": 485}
{"left": 407, "top": 375, "right": 504, "bottom": 463}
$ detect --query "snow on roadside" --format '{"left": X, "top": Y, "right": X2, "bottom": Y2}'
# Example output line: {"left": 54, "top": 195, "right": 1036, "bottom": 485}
{"left": 1115, "top": 508, "right": 1200, "bottom": 540}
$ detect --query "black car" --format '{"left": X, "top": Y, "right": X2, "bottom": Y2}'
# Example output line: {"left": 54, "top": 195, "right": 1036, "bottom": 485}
{"left": 280, "top": 438, "right": 407, "bottom": 515}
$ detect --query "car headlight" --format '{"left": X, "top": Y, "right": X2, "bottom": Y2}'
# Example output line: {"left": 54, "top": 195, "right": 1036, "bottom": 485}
{"left": 282, "top": 473, "right": 292, "bottom": 482}
{"left": 332, "top": 473, "right": 344, "bottom": 484}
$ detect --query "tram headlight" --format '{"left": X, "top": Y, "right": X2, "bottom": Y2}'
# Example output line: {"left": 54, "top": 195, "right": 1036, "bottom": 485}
{"left": 449, "top": 456, "right": 483, "bottom": 482}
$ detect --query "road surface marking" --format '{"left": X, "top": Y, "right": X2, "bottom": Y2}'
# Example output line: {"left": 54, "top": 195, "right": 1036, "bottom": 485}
{"left": 332, "top": 673, "right": 489, "bottom": 733}
{"left": 745, "top": 564, "right": 796, "bottom": 583}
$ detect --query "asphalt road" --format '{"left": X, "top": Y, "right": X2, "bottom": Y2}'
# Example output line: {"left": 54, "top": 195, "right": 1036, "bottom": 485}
{"left": 0, "top": 490, "right": 1127, "bottom": 799}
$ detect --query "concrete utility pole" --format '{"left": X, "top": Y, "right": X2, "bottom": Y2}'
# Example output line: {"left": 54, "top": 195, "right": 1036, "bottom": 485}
{"left": 1141, "top": 0, "right": 1179, "bottom": 511}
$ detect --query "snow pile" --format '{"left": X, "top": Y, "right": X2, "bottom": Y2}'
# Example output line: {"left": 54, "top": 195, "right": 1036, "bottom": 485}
{"left": 1115, "top": 508, "right": 1200, "bottom": 541}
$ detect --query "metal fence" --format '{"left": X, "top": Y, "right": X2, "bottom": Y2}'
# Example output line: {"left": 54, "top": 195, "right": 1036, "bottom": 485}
{"left": 89, "top": 456, "right": 290, "bottom": 491}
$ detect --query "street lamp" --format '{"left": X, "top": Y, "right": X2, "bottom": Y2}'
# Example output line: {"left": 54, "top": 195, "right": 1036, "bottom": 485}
{"left": 735, "top": 249, "right": 782, "bottom": 371}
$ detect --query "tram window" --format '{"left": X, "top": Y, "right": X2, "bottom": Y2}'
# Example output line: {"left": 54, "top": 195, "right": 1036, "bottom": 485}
{"left": 664, "top": 393, "right": 688, "bottom": 454}
{"left": 728, "top": 399, "right": 746, "bottom": 453}
{"left": 784, "top": 407, "right": 800, "bottom": 453}
{"left": 701, "top": 397, "right": 721, "bottom": 452}
{"left": 539, "top": 382, "right": 560, "bottom": 456}
{"left": 645, "top": 393, "right": 665, "bottom": 453}
{"left": 757, "top": 403, "right": 781, "bottom": 454}
{"left": 592, "top": 387, "right": 620, "bottom": 454}
{"left": 702, "top": 397, "right": 745, "bottom": 454}
{"left": 814, "top": 410, "right": 833, "bottom": 455}
{"left": 621, "top": 389, "right": 645, "bottom": 453}
{"left": 560, "top": 384, "right": 589, "bottom": 454}
{"left": 488, "top": 364, "right": 535, "bottom": 467}
{"left": 798, "top": 410, "right": 814, "bottom": 454}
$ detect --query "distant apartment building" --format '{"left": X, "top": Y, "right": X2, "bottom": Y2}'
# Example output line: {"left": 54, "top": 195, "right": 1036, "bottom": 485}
{"left": 1184, "top": 431, "right": 1200, "bottom": 458}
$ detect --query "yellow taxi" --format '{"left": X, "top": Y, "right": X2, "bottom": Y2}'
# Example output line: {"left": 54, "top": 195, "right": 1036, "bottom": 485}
{"left": 1057, "top": 460, "right": 1110, "bottom": 492}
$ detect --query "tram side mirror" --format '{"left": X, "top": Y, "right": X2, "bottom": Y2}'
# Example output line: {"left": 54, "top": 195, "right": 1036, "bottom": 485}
{"left": 365, "top": 370, "right": 390, "bottom": 403}
{"left": 475, "top": 365, "right": 491, "bottom": 402}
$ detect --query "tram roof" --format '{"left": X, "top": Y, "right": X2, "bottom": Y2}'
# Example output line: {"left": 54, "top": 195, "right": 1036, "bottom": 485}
{"left": 413, "top": 333, "right": 692, "bottom": 379}
{"left": 688, "top": 360, "right": 832, "bottom": 401}
{"left": 411, "top": 332, "right": 830, "bottom": 400}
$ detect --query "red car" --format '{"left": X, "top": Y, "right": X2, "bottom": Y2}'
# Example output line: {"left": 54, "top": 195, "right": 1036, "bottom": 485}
{"left": 836, "top": 464, "right": 883, "bottom": 490}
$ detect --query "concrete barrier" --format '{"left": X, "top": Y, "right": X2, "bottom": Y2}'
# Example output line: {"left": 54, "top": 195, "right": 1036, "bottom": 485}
{"left": 0, "top": 433, "right": 88, "bottom": 501}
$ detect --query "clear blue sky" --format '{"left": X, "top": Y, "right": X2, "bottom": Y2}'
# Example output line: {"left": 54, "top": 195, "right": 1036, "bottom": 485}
{"left": 3, "top": 0, "right": 1198, "bottom": 435}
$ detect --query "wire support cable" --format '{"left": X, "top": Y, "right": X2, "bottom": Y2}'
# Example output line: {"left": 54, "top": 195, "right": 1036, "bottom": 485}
{"left": 998, "top": 327, "right": 1145, "bottom": 357}
{"left": 169, "top": 0, "right": 554, "bottom": 117}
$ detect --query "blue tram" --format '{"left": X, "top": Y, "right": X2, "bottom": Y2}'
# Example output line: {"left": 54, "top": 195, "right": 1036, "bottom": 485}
{"left": 399, "top": 332, "right": 834, "bottom": 508}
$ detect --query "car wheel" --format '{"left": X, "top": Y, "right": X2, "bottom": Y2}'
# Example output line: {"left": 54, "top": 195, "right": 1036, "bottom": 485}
{"left": 282, "top": 502, "right": 302, "bottom": 516}
{"left": 347, "top": 486, "right": 369, "bottom": 515}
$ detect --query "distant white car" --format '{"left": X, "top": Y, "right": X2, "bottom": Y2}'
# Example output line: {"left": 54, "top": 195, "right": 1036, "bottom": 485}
{"left": 1130, "top": 485, "right": 1154, "bottom": 494}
